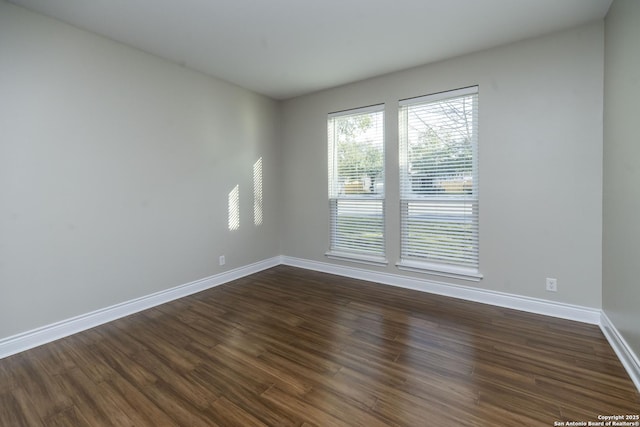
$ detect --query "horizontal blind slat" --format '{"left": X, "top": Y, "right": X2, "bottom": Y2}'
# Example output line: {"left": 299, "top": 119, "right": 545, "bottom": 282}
{"left": 328, "top": 106, "right": 385, "bottom": 258}
{"left": 399, "top": 88, "right": 479, "bottom": 271}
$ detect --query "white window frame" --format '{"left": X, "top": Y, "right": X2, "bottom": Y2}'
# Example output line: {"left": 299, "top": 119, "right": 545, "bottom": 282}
{"left": 326, "top": 104, "right": 387, "bottom": 266}
{"left": 397, "top": 87, "right": 482, "bottom": 281}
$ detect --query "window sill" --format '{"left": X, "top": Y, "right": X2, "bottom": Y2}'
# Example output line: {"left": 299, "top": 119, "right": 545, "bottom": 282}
{"left": 325, "top": 251, "right": 389, "bottom": 267}
{"left": 396, "top": 259, "right": 483, "bottom": 282}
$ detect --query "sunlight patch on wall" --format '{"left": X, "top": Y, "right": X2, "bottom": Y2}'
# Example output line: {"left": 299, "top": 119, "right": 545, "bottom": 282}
{"left": 253, "top": 157, "right": 263, "bottom": 226}
{"left": 228, "top": 185, "right": 240, "bottom": 231}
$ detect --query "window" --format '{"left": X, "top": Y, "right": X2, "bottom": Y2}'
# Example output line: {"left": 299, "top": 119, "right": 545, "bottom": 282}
{"left": 398, "top": 87, "right": 481, "bottom": 280}
{"left": 327, "top": 105, "right": 386, "bottom": 265}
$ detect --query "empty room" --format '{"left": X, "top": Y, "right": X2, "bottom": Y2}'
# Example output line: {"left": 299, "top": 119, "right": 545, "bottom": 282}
{"left": 1, "top": 0, "right": 639, "bottom": 425}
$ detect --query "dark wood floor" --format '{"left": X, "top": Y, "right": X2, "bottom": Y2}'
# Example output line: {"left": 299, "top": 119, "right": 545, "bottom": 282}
{"left": 0, "top": 265, "right": 638, "bottom": 426}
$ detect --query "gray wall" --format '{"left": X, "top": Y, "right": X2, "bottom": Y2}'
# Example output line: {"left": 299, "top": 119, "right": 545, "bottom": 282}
{"left": 281, "top": 23, "right": 604, "bottom": 308}
{"left": 0, "top": 2, "right": 281, "bottom": 339}
{"left": 0, "top": 1, "right": 615, "bottom": 344}
{"left": 603, "top": 0, "right": 640, "bottom": 357}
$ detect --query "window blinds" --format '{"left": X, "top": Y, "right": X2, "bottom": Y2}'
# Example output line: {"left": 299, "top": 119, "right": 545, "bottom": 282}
{"left": 328, "top": 105, "right": 385, "bottom": 260}
{"left": 399, "top": 87, "right": 479, "bottom": 272}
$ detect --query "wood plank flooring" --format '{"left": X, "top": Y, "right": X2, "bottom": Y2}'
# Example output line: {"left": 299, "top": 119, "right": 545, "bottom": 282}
{"left": 0, "top": 265, "right": 638, "bottom": 426}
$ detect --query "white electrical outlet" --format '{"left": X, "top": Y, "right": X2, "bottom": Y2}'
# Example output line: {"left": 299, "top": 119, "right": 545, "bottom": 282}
{"left": 546, "top": 277, "right": 557, "bottom": 292}
{"left": 219, "top": 255, "right": 225, "bottom": 266}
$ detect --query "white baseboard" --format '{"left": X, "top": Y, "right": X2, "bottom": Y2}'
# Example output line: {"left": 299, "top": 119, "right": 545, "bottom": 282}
{"left": 600, "top": 311, "right": 640, "bottom": 392}
{"left": 281, "top": 256, "right": 601, "bottom": 325}
{"left": 282, "top": 256, "right": 640, "bottom": 392}
{"left": 5, "top": 253, "right": 636, "bottom": 395}
{"left": 0, "top": 256, "right": 281, "bottom": 359}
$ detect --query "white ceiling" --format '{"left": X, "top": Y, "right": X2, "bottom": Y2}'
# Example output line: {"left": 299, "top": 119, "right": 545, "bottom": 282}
{"left": 9, "top": 0, "right": 612, "bottom": 100}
